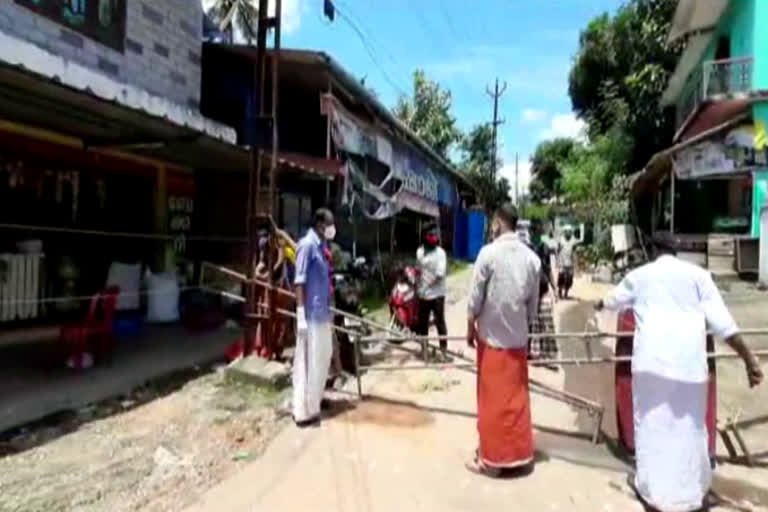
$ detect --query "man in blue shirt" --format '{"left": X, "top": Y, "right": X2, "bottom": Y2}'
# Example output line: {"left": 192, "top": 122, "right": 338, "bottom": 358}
{"left": 292, "top": 208, "right": 335, "bottom": 427}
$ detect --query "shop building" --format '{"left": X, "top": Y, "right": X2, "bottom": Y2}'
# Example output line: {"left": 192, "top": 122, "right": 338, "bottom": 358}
{"left": 0, "top": 1, "right": 249, "bottom": 431}
{"left": 632, "top": 0, "right": 768, "bottom": 278}
{"left": 200, "top": 46, "right": 478, "bottom": 262}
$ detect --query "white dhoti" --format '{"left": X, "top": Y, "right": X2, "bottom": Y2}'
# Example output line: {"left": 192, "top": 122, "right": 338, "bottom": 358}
{"left": 292, "top": 322, "right": 333, "bottom": 423}
{"left": 633, "top": 372, "right": 711, "bottom": 512}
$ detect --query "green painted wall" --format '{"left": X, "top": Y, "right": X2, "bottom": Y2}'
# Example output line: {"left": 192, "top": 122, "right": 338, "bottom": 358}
{"left": 754, "top": 0, "right": 768, "bottom": 90}
{"left": 753, "top": 170, "right": 768, "bottom": 238}
{"left": 700, "top": 0, "right": 756, "bottom": 86}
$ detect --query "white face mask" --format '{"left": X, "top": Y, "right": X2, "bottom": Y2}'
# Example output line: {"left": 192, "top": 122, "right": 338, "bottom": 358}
{"left": 324, "top": 224, "right": 336, "bottom": 241}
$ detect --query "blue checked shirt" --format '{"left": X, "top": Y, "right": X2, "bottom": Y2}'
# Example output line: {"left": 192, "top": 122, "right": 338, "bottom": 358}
{"left": 294, "top": 228, "right": 332, "bottom": 324}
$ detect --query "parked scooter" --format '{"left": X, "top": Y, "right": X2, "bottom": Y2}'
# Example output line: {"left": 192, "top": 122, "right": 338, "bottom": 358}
{"left": 332, "top": 256, "right": 371, "bottom": 375}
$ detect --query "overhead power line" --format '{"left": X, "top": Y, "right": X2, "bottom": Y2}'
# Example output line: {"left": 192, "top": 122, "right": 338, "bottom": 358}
{"left": 332, "top": 4, "right": 409, "bottom": 98}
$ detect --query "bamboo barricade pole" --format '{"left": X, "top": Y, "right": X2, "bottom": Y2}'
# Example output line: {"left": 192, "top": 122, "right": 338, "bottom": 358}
{"left": 202, "top": 263, "right": 768, "bottom": 363}
{"left": 200, "top": 261, "right": 765, "bottom": 446}
{"left": 527, "top": 350, "right": 768, "bottom": 367}
{"left": 363, "top": 328, "right": 768, "bottom": 343}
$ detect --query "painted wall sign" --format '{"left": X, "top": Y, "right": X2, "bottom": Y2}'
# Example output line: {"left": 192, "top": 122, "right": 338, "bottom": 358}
{"left": 15, "top": 0, "right": 127, "bottom": 51}
{"left": 168, "top": 195, "right": 193, "bottom": 255}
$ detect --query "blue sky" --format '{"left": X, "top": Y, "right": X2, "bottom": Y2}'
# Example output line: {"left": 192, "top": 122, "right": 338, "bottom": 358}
{"left": 280, "top": 0, "right": 620, "bottom": 193}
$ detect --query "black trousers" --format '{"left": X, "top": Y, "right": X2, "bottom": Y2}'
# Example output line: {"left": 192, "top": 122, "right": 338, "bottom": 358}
{"left": 558, "top": 268, "right": 574, "bottom": 292}
{"left": 417, "top": 297, "right": 448, "bottom": 349}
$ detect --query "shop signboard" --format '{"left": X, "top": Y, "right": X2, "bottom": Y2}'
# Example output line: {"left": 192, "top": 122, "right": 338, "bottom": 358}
{"left": 394, "top": 148, "right": 438, "bottom": 203}
{"left": 168, "top": 195, "right": 193, "bottom": 256}
{"left": 323, "top": 93, "right": 442, "bottom": 212}
{"left": 673, "top": 123, "right": 768, "bottom": 180}
{"left": 15, "top": 0, "right": 127, "bottom": 51}
{"left": 673, "top": 141, "right": 736, "bottom": 179}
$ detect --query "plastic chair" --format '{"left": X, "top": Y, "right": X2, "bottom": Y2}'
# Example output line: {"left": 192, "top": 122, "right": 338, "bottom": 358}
{"left": 60, "top": 286, "right": 120, "bottom": 369}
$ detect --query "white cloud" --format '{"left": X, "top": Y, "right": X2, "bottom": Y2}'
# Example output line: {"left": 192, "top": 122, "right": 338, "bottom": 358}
{"left": 539, "top": 113, "right": 587, "bottom": 142}
{"left": 276, "top": 0, "right": 301, "bottom": 35}
{"left": 498, "top": 157, "right": 533, "bottom": 200}
{"left": 521, "top": 109, "right": 547, "bottom": 123}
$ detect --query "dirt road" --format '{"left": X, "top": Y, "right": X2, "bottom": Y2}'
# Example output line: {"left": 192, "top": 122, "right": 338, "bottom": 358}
{"left": 182, "top": 271, "right": 640, "bottom": 512}
{"left": 3, "top": 268, "right": 765, "bottom": 512}
{"left": 184, "top": 270, "right": 768, "bottom": 512}
{"left": 0, "top": 369, "right": 285, "bottom": 512}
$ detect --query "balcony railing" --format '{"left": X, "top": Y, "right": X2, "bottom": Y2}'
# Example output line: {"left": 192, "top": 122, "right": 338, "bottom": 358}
{"left": 676, "top": 56, "right": 754, "bottom": 129}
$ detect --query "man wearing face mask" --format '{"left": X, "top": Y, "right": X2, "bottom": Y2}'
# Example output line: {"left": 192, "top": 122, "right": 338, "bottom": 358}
{"left": 416, "top": 224, "right": 449, "bottom": 361}
{"left": 292, "top": 208, "right": 336, "bottom": 427}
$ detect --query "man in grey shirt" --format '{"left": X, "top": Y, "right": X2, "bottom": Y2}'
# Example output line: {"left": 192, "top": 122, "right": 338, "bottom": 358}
{"left": 556, "top": 226, "right": 580, "bottom": 299}
{"left": 465, "top": 203, "right": 541, "bottom": 477}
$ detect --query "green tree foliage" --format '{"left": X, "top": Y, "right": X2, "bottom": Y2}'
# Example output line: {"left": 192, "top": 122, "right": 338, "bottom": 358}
{"left": 459, "top": 123, "right": 511, "bottom": 213}
{"left": 561, "top": 129, "right": 633, "bottom": 219}
{"left": 561, "top": 129, "right": 634, "bottom": 261}
{"left": 394, "top": 70, "right": 462, "bottom": 160}
{"left": 528, "top": 138, "right": 579, "bottom": 201}
{"left": 568, "top": 0, "right": 682, "bottom": 171}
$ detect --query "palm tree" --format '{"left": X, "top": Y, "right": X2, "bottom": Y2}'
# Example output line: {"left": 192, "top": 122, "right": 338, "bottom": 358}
{"left": 202, "top": 0, "right": 259, "bottom": 44}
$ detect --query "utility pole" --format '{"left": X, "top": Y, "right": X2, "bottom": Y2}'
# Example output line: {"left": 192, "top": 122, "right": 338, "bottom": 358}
{"left": 485, "top": 78, "right": 507, "bottom": 184}
{"left": 515, "top": 152, "right": 519, "bottom": 206}
{"left": 244, "top": 0, "right": 281, "bottom": 358}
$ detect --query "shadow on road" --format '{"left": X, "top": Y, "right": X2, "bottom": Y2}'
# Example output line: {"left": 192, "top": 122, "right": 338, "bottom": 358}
{"left": 557, "top": 300, "right": 618, "bottom": 441}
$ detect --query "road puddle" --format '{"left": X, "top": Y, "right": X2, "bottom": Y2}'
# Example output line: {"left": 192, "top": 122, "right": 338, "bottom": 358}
{"left": 336, "top": 398, "right": 434, "bottom": 428}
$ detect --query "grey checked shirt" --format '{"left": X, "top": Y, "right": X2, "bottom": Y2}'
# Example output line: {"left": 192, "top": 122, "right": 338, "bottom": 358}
{"left": 467, "top": 232, "right": 541, "bottom": 350}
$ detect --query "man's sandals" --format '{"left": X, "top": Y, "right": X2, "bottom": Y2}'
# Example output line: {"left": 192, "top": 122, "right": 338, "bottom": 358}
{"left": 464, "top": 450, "right": 502, "bottom": 478}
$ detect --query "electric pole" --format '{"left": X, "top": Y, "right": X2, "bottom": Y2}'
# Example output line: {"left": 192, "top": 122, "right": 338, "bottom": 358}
{"left": 244, "top": 0, "right": 281, "bottom": 358}
{"left": 515, "top": 152, "right": 519, "bottom": 206}
{"left": 485, "top": 78, "right": 507, "bottom": 184}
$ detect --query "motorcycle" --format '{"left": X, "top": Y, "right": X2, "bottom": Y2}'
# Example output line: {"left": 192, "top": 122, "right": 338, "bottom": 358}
{"left": 332, "top": 256, "right": 372, "bottom": 375}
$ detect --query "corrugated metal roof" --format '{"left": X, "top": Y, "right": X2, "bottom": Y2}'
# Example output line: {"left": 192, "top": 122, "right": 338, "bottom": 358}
{"left": 208, "top": 45, "right": 476, "bottom": 193}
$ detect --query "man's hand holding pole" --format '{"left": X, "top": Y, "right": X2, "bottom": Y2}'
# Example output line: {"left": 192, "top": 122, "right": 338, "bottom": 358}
{"left": 723, "top": 334, "right": 763, "bottom": 388}
{"left": 466, "top": 318, "right": 477, "bottom": 349}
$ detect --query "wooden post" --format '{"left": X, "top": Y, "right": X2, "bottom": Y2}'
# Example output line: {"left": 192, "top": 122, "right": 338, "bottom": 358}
{"left": 354, "top": 334, "right": 363, "bottom": 399}
{"left": 390, "top": 216, "right": 396, "bottom": 255}
{"left": 154, "top": 165, "right": 168, "bottom": 272}
{"left": 670, "top": 169, "right": 676, "bottom": 234}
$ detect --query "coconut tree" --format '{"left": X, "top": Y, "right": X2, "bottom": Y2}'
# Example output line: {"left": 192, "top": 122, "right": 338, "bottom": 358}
{"left": 202, "top": 0, "right": 260, "bottom": 44}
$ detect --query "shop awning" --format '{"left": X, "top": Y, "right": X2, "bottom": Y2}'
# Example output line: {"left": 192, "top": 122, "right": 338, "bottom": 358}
{"left": 273, "top": 152, "right": 343, "bottom": 178}
{"left": 0, "top": 30, "right": 249, "bottom": 171}
{"left": 631, "top": 112, "right": 750, "bottom": 197}
{"left": 678, "top": 98, "right": 752, "bottom": 141}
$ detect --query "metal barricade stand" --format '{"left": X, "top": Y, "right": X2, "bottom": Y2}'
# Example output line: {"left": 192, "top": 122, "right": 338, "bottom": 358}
{"left": 201, "top": 262, "right": 768, "bottom": 453}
